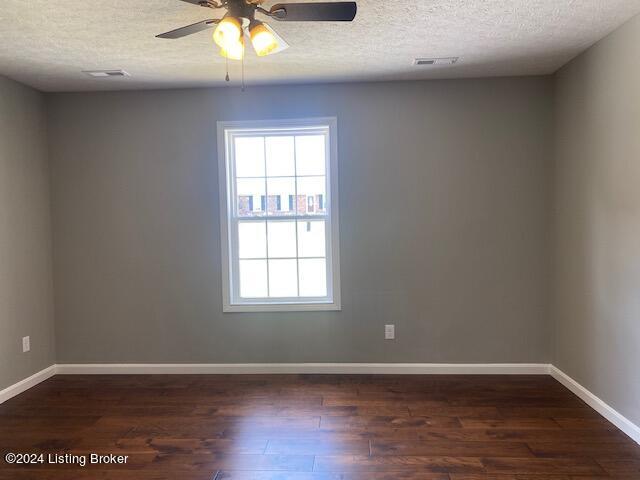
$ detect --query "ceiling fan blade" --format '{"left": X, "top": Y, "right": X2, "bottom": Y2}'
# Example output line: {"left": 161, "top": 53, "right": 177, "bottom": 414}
{"left": 156, "top": 19, "right": 219, "bottom": 39}
{"left": 269, "top": 2, "right": 357, "bottom": 21}
{"left": 177, "top": 0, "right": 209, "bottom": 5}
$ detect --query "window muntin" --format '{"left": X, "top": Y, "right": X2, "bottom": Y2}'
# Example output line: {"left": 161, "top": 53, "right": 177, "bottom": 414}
{"left": 218, "top": 119, "right": 340, "bottom": 312}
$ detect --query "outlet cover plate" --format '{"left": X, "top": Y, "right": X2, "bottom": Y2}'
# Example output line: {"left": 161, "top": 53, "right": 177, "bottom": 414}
{"left": 385, "top": 325, "right": 395, "bottom": 340}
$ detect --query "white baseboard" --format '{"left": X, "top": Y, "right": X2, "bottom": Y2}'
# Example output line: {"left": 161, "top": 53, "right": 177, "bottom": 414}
{"left": 0, "top": 365, "right": 56, "bottom": 404}
{"left": 55, "top": 363, "right": 551, "bottom": 375}
{"left": 550, "top": 365, "right": 640, "bottom": 445}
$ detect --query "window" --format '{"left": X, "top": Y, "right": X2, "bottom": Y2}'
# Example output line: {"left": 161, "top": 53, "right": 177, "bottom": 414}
{"left": 218, "top": 118, "right": 341, "bottom": 312}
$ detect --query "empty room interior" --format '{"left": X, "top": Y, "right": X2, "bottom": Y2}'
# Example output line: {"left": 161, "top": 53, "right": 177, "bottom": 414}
{"left": 2, "top": 0, "right": 640, "bottom": 478}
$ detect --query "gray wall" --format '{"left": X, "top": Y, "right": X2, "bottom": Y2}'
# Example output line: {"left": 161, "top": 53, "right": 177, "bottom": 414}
{"left": 47, "top": 77, "right": 553, "bottom": 364}
{"left": 554, "top": 14, "right": 640, "bottom": 426}
{"left": 0, "top": 76, "right": 55, "bottom": 390}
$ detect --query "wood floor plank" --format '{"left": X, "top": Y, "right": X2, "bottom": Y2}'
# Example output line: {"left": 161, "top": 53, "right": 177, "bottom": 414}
{"left": 201, "top": 405, "right": 410, "bottom": 417}
{"left": 552, "top": 418, "right": 618, "bottom": 430}
{"left": 527, "top": 441, "right": 640, "bottom": 459}
{"left": 496, "top": 407, "right": 600, "bottom": 419}
{"left": 323, "top": 397, "right": 448, "bottom": 408}
{"left": 0, "top": 471, "right": 216, "bottom": 480}
{"left": 147, "top": 453, "right": 315, "bottom": 471}
{"left": 320, "top": 415, "right": 462, "bottom": 430}
{"left": 450, "top": 475, "right": 571, "bottom": 480}
{"left": 460, "top": 418, "right": 561, "bottom": 430}
{"left": 71, "top": 437, "right": 269, "bottom": 455}
{"left": 313, "top": 454, "right": 485, "bottom": 473}
{"left": 370, "top": 439, "right": 534, "bottom": 457}
{"left": 265, "top": 438, "right": 370, "bottom": 455}
{"left": 408, "top": 406, "right": 501, "bottom": 418}
{"left": 593, "top": 458, "right": 640, "bottom": 475}
{"left": 482, "top": 458, "right": 607, "bottom": 476}
{"left": 216, "top": 472, "right": 449, "bottom": 479}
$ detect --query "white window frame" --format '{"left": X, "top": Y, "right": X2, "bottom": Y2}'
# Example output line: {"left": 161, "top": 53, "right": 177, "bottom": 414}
{"left": 217, "top": 117, "right": 341, "bottom": 313}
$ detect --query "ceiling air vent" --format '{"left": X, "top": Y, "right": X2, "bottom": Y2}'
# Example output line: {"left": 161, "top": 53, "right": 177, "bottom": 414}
{"left": 413, "top": 57, "right": 459, "bottom": 66}
{"left": 83, "top": 70, "right": 130, "bottom": 78}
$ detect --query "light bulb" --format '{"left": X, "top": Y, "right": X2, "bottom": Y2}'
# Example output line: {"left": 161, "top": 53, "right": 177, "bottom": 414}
{"left": 220, "top": 37, "right": 245, "bottom": 60}
{"left": 250, "top": 22, "right": 278, "bottom": 57}
{"left": 213, "top": 17, "right": 242, "bottom": 51}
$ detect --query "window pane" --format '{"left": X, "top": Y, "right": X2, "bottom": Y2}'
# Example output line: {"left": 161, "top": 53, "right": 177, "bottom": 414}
{"left": 295, "top": 135, "right": 325, "bottom": 176}
{"left": 267, "top": 221, "right": 296, "bottom": 258}
{"left": 297, "top": 220, "right": 326, "bottom": 258}
{"left": 266, "top": 177, "right": 296, "bottom": 217}
{"left": 237, "top": 178, "right": 266, "bottom": 217}
{"left": 299, "top": 258, "right": 327, "bottom": 297}
{"left": 238, "top": 222, "right": 266, "bottom": 259}
{"left": 239, "top": 260, "right": 268, "bottom": 298}
{"left": 224, "top": 124, "right": 337, "bottom": 308}
{"left": 235, "top": 137, "right": 265, "bottom": 177}
{"left": 266, "top": 136, "right": 295, "bottom": 177}
{"left": 269, "top": 259, "right": 298, "bottom": 297}
{"left": 296, "top": 176, "right": 326, "bottom": 216}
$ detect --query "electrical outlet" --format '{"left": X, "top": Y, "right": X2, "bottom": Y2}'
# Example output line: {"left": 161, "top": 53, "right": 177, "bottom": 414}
{"left": 22, "top": 336, "right": 30, "bottom": 352}
{"left": 385, "top": 324, "right": 395, "bottom": 340}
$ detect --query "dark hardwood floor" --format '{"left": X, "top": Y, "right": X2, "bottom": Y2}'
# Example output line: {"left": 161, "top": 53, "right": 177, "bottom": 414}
{"left": 1, "top": 374, "right": 639, "bottom": 479}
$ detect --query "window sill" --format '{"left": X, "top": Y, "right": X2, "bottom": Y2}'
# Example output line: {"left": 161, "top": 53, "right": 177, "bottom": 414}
{"left": 223, "top": 302, "right": 341, "bottom": 313}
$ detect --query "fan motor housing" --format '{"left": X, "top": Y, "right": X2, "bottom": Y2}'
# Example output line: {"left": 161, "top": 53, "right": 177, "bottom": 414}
{"left": 226, "top": 0, "right": 257, "bottom": 20}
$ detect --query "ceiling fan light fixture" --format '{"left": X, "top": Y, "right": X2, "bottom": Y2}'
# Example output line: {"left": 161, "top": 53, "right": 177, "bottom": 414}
{"left": 157, "top": 0, "right": 357, "bottom": 73}
{"left": 249, "top": 21, "right": 278, "bottom": 57}
{"left": 220, "top": 36, "right": 245, "bottom": 60}
{"left": 213, "top": 16, "right": 242, "bottom": 51}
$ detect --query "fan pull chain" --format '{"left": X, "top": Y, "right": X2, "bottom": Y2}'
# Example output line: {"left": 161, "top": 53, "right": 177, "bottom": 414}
{"left": 225, "top": 56, "right": 230, "bottom": 83}
{"left": 241, "top": 53, "right": 245, "bottom": 92}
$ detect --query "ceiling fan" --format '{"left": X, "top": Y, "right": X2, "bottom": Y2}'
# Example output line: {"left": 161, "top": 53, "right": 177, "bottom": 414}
{"left": 157, "top": 0, "right": 357, "bottom": 60}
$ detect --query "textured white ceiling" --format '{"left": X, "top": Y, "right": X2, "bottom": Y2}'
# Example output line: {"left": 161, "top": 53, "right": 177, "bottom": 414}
{"left": 1, "top": 0, "right": 639, "bottom": 92}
